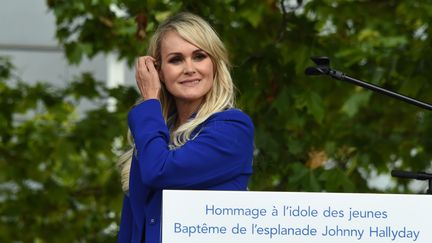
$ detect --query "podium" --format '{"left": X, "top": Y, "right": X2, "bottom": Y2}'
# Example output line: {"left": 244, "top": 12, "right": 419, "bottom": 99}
{"left": 162, "top": 190, "right": 431, "bottom": 242}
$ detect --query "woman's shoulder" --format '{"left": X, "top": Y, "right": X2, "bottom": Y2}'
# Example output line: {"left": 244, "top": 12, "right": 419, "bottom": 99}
{"left": 207, "top": 108, "right": 254, "bottom": 127}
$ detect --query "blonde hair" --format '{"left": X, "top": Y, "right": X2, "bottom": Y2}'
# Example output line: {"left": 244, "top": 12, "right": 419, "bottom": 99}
{"left": 117, "top": 12, "right": 235, "bottom": 192}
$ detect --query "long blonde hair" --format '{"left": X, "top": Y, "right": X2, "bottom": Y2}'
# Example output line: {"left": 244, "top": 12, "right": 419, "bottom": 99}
{"left": 117, "top": 12, "right": 235, "bottom": 192}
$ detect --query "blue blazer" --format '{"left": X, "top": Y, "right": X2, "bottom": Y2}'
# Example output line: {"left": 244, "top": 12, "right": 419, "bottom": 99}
{"left": 118, "top": 99, "right": 254, "bottom": 243}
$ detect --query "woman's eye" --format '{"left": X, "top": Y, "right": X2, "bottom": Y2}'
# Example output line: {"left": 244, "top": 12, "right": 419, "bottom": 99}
{"left": 193, "top": 53, "right": 207, "bottom": 61}
{"left": 168, "top": 56, "right": 182, "bottom": 64}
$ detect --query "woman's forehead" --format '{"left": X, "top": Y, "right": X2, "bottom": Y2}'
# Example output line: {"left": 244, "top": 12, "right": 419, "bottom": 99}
{"left": 160, "top": 31, "right": 202, "bottom": 55}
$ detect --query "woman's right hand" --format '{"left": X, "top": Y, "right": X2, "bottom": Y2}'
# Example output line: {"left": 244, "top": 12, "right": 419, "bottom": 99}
{"left": 135, "top": 56, "right": 161, "bottom": 100}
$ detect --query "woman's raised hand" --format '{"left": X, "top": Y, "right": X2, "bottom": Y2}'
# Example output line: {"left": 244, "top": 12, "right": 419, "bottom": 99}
{"left": 135, "top": 56, "right": 161, "bottom": 100}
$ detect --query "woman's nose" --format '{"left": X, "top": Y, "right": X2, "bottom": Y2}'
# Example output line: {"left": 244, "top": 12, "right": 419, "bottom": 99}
{"left": 183, "top": 59, "right": 196, "bottom": 75}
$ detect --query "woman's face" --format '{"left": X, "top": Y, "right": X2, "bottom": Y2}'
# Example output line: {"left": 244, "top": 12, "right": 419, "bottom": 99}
{"left": 159, "top": 31, "right": 214, "bottom": 108}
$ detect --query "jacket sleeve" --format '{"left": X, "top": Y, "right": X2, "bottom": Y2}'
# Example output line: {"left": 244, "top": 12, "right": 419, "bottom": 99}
{"left": 128, "top": 99, "right": 254, "bottom": 190}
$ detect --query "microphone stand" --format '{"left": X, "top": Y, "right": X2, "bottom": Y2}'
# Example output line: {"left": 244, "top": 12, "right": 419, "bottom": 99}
{"left": 305, "top": 57, "right": 432, "bottom": 194}
{"left": 304, "top": 57, "right": 432, "bottom": 111}
{"left": 391, "top": 170, "right": 432, "bottom": 195}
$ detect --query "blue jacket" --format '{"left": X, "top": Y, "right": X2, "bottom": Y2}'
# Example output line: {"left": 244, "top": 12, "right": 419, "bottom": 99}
{"left": 117, "top": 99, "right": 254, "bottom": 243}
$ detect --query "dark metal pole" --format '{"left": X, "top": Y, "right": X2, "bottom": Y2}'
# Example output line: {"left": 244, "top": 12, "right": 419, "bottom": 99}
{"left": 305, "top": 57, "right": 432, "bottom": 195}
{"left": 305, "top": 56, "right": 432, "bottom": 111}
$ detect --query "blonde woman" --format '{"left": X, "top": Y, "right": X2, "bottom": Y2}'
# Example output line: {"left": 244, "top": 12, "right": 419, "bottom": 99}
{"left": 117, "top": 12, "right": 254, "bottom": 243}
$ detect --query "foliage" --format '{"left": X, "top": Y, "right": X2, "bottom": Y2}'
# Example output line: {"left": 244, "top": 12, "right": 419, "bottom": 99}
{"left": 0, "top": 57, "right": 139, "bottom": 242}
{"left": 2, "top": 0, "right": 432, "bottom": 241}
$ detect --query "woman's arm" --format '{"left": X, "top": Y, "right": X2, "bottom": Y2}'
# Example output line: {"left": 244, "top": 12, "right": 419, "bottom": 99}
{"left": 128, "top": 99, "right": 254, "bottom": 190}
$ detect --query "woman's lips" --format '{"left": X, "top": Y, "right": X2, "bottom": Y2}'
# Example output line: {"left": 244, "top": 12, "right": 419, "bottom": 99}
{"left": 179, "top": 79, "right": 201, "bottom": 86}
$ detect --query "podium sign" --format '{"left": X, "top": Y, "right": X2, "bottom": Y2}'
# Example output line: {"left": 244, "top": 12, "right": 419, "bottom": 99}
{"left": 162, "top": 190, "right": 431, "bottom": 242}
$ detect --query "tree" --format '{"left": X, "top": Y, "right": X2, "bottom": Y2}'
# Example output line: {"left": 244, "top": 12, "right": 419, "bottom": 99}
{"left": 0, "top": 56, "right": 138, "bottom": 241}
{"left": 2, "top": 0, "right": 432, "bottom": 241}
{"left": 46, "top": 0, "right": 432, "bottom": 191}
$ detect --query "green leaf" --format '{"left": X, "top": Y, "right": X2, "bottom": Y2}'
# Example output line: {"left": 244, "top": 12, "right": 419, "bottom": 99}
{"left": 341, "top": 90, "right": 372, "bottom": 117}
{"left": 295, "top": 91, "right": 325, "bottom": 123}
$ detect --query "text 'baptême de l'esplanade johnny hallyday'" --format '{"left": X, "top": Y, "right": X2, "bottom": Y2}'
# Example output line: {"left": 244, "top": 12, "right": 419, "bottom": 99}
{"left": 173, "top": 222, "right": 420, "bottom": 241}
{"left": 250, "top": 224, "right": 420, "bottom": 241}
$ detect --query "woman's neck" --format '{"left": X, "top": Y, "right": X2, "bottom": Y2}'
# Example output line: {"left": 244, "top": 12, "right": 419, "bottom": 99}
{"left": 174, "top": 98, "right": 203, "bottom": 129}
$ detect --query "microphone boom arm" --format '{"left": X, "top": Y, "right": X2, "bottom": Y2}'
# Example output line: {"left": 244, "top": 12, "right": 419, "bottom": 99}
{"left": 305, "top": 57, "right": 432, "bottom": 194}
{"left": 305, "top": 57, "right": 432, "bottom": 111}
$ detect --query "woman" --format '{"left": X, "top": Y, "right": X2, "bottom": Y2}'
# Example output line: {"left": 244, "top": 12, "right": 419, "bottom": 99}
{"left": 117, "top": 12, "right": 254, "bottom": 243}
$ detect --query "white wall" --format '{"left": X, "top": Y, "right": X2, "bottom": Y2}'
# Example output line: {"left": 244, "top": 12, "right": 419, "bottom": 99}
{"left": 0, "top": 0, "right": 134, "bottom": 87}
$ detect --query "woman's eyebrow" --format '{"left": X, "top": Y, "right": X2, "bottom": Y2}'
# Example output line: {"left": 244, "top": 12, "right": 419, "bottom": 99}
{"left": 166, "top": 52, "right": 182, "bottom": 57}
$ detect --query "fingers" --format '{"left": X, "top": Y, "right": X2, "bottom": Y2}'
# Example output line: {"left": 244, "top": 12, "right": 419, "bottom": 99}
{"left": 135, "top": 56, "right": 161, "bottom": 100}
{"left": 136, "top": 56, "right": 156, "bottom": 77}
{"left": 146, "top": 57, "right": 158, "bottom": 73}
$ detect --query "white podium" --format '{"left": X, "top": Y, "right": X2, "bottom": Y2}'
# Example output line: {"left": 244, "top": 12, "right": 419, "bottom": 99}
{"left": 162, "top": 190, "right": 431, "bottom": 242}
